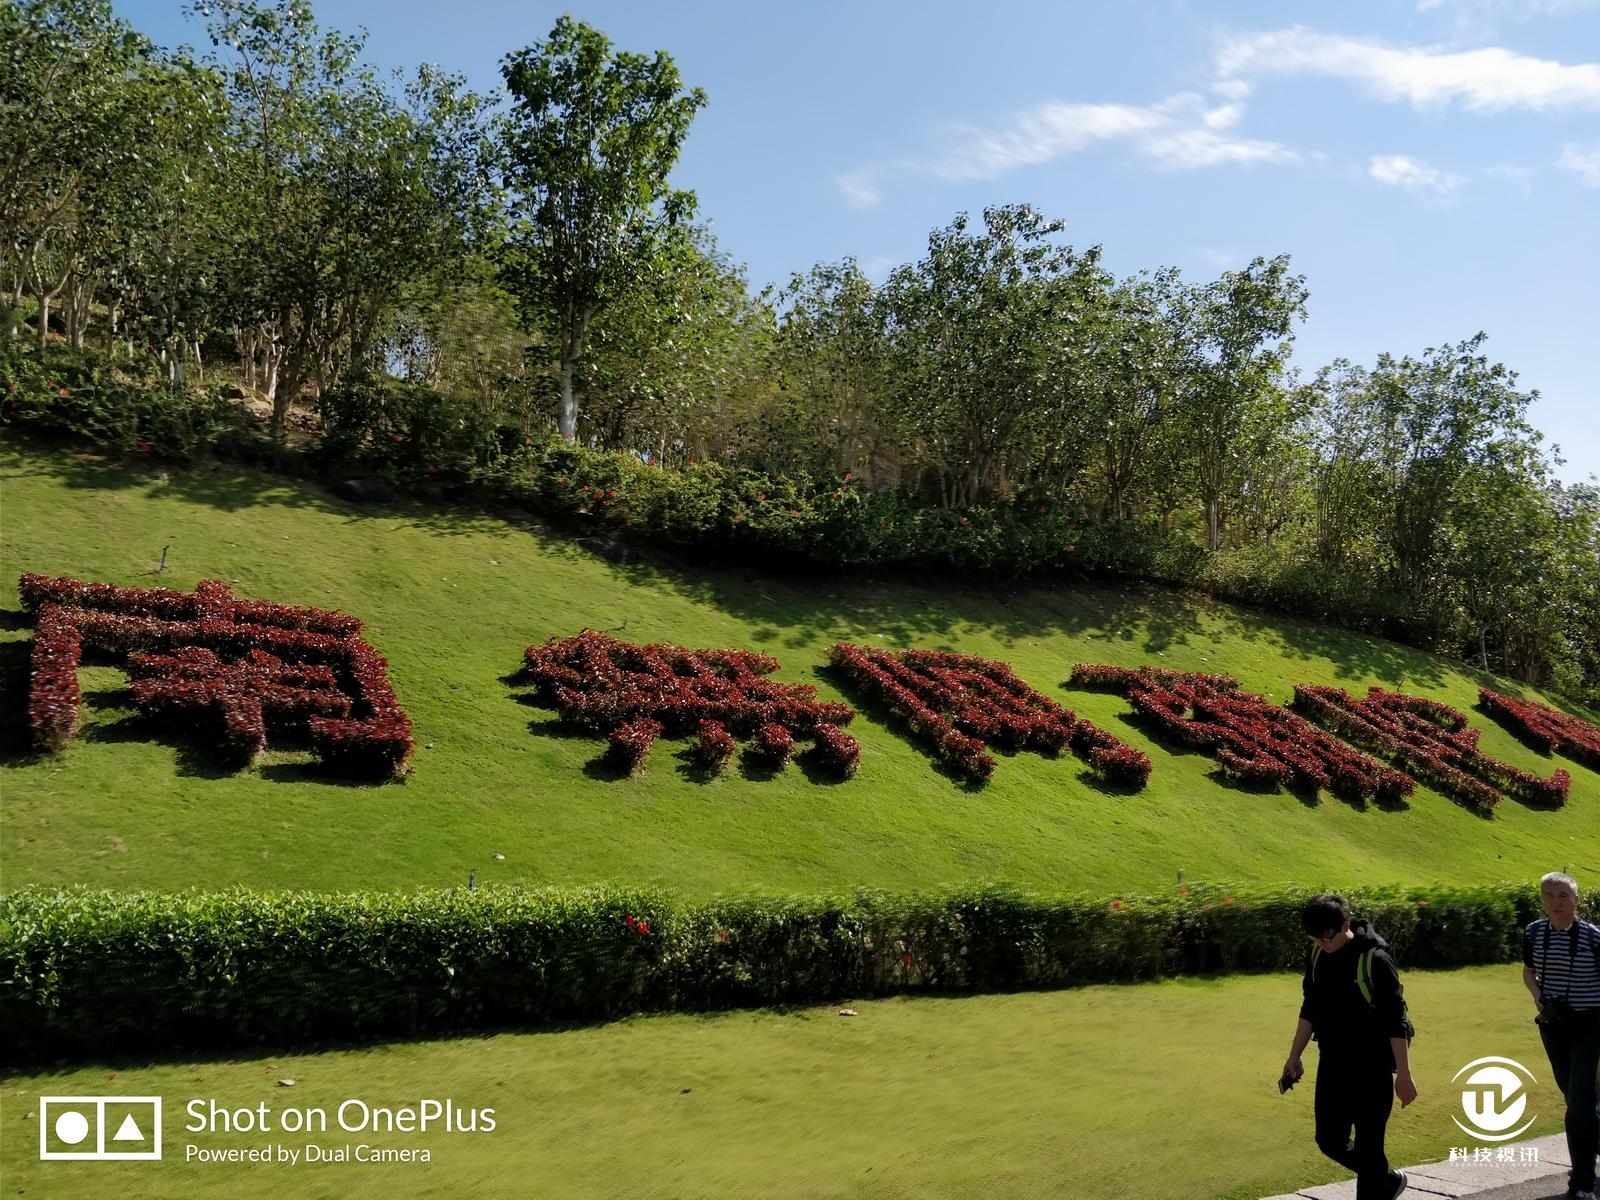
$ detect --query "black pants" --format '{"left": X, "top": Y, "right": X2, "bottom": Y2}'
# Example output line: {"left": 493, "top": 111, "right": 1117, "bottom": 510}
{"left": 1539, "top": 1010, "right": 1600, "bottom": 1193}
{"left": 1315, "top": 1050, "right": 1398, "bottom": 1200}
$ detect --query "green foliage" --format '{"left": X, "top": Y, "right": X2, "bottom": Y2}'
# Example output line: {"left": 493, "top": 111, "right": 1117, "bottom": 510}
{"left": 0, "top": 343, "right": 238, "bottom": 457}
{"left": 316, "top": 367, "right": 507, "bottom": 480}
{"left": 5, "top": 881, "right": 1585, "bottom": 1062}
{"left": 495, "top": 15, "right": 707, "bottom": 441}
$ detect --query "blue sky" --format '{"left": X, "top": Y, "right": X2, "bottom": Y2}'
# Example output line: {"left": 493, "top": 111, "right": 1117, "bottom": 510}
{"left": 119, "top": 0, "right": 1600, "bottom": 482}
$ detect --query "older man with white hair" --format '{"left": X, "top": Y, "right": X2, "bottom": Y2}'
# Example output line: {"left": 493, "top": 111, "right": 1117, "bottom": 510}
{"left": 1523, "top": 871, "right": 1600, "bottom": 1200}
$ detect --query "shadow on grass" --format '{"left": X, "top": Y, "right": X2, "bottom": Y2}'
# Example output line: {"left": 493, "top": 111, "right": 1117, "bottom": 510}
{"left": 736, "top": 746, "right": 783, "bottom": 783}
{"left": 796, "top": 748, "right": 852, "bottom": 786}
{"left": 670, "top": 745, "right": 721, "bottom": 785}
{"left": 581, "top": 752, "right": 632, "bottom": 783}
{"left": 0, "top": 633, "right": 37, "bottom": 766}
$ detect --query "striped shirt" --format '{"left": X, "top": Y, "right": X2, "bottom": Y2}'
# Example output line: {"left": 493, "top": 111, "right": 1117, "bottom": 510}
{"left": 1523, "top": 918, "right": 1600, "bottom": 1012}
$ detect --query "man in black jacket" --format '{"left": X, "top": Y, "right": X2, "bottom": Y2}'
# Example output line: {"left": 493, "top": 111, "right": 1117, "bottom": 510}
{"left": 1282, "top": 894, "right": 1417, "bottom": 1200}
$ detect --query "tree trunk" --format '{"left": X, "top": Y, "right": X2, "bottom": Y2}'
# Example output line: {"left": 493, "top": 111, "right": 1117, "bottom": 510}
{"left": 558, "top": 356, "right": 579, "bottom": 442}
{"left": 1205, "top": 497, "right": 1222, "bottom": 552}
{"left": 35, "top": 293, "right": 50, "bottom": 351}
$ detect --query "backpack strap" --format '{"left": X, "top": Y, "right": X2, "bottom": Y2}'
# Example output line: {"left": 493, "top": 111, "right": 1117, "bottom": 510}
{"left": 1356, "top": 947, "right": 1375, "bottom": 1006}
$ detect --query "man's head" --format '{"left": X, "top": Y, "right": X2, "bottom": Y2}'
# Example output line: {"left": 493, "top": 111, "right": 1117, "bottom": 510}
{"left": 1302, "top": 893, "right": 1353, "bottom": 946}
{"left": 1541, "top": 872, "right": 1579, "bottom": 928}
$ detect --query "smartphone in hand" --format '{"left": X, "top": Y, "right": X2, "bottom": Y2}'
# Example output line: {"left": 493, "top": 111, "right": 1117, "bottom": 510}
{"left": 1278, "top": 1073, "right": 1298, "bottom": 1094}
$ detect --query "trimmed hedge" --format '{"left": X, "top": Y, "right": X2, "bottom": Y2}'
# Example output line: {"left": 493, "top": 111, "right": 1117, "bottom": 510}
{"left": 3, "top": 881, "right": 1589, "bottom": 1064}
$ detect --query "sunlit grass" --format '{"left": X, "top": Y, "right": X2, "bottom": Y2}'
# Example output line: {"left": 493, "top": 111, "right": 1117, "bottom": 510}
{"left": 0, "top": 965, "right": 1559, "bottom": 1200}
{"left": 2, "top": 436, "right": 1595, "bottom": 899}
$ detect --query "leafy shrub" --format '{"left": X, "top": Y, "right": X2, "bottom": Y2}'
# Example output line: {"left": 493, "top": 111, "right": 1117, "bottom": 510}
{"left": 1073, "top": 664, "right": 1411, "bottom": 804}
{"left": 1294, "top": 685, "right": 1569, "bottom": 810}
{"left": 4, "top": 882, "right": 1588, "bottom": 1064}
{"left": 696, "top": 719, "right": 736, "bottom": 769}
{"left": 19, "top": 573, "right": 411, "bottom": 779}
{"left": 831, "top": 644, "right": 1145, "bottom": 785}
{"left": 524, "top": 630, "right": 855, "bottom": 772}
{"left": 316, "top": 368, "right": 510, "bottom": 483}
{"left": 1, "top": 343, "right": 238, "bottom": 459}
{"left": 811, "top": 722, "right": 860, "bottom": 777}
{"left": 1479, "top": 687, "right": 1600, "bottom": 770}
{"left": 609, "top": 717, "right": 663, "bottom": 773}
{"left": 753, "top": 721, "right": 796, "bottom": 766}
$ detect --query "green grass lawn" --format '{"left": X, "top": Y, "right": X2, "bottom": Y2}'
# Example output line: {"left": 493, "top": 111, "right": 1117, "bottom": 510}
{"left": 2, "top": 436, "right": 1597, "bottom": 899}
{"left": 0, "top": 966, "right": 1565, "bottom": 1200}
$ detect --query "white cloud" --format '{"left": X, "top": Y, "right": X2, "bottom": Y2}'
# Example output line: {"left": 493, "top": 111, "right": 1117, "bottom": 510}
{"left": 1482, "top": 163, "right": 1538, "bottom": 192}
{"left": 1418, "top": 0, "right": 1600, "bottom": 13}
{"left": 835, "top": 170, "right": 884, "bottom": 210}
{"left": 834, "top": 89, "right": 1299, "bottom": 205}
{"left": 1196, "top": 247, "right": 1242, "bottom": 270}
{"left": 1558, "top": 140, "right": 1600, "bottom": 185}
{"left": 1369, "top": 153, "right": 1467, "bottom": 197}
{"left": 1218, "top": 26, "right": 1600, "bottom": 112}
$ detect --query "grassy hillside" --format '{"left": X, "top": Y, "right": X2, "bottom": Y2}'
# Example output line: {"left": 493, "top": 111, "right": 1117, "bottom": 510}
{"left": 0, "top": 967, "right": 1561, "bottom": 1200}
{"left": 2, "top": 437, "right": 1596, "bottom": 898}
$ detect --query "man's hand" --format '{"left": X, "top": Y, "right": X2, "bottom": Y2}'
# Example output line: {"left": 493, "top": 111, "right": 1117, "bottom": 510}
{"left": 1395, "top": 1072, "right": 1418, "bottom": 1107}
{"left": 1282, "top": 1055, "right": 1304, "bottom": 1083}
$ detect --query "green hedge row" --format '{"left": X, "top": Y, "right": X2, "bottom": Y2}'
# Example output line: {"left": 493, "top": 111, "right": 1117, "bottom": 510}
{"left": 2, "top": 349, "right": 1436, "bottom": 644}
{"left": 3, "top": 882, "right": 1583, "bottom": 1063}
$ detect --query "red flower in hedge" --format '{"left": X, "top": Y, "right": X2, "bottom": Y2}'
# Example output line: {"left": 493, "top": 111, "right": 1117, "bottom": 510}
{"left": 390, "top": 433, "right": 402, "bottom": 442}
{"left": 1222, "top": 897, "right": 1234, "bottom": 906}
{"left": 1110, "top": 900, "right": 1123, "bottom": 909}
{"left": 899, "top": 953, "right": 912, "bottom": 965}
{"left": 138, "top": 442, "right": 151, "bottom": 453}
{"left": 523, "top": 435, "right": 533, "bottom": 444}
{"left": 425, "top": 464, "right": 437, "bottom": 474}
{"left": 607, "top": 489, "right": 617, "bottom": 498}
{"left": 790, "top": 510, "right": 800, "bottom": 518}
{"left": 1065, "top": 545, "right": 1074, "bottom": 553}
{"left": 758, "top": 493, "right": 766, "bottom": 501}
{"left": 1177, "top": 885, "right": 1189, "bottom": 894}
{"left": 59, "top": 387, "right": 70, "bottom": 397}
{"left": 716, "top": 929, "right": 729, "bottom": 940}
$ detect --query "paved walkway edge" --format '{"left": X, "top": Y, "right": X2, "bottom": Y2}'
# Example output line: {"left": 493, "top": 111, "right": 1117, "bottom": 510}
{"left": 1261, "top": 1133, "right": 1574, "bottom": 1199}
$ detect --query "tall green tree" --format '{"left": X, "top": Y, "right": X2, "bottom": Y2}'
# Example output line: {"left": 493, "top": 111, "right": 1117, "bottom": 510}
{"left": 772, "top": 259, "right": 893, "bottom": 479}
{"left": 197, "top": 0, "right": 491, "bottom": 431}
{"left": 1177, "top": 255, "right": 1308, "bottom": 551}
{"left": 878, "top": 205, "right": 1104, "bottom": 506}
{"left": 0, "top": 0, "right": 165, "bottom": 349}
{"left": 495, "top": 16, "right": 707, "bottom": 442}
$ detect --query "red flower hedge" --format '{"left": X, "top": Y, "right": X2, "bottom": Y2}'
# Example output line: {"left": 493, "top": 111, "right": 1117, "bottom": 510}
{"left": 754, "top": 722, "right": 796, "bottom": 767}
{"left": 1293, "top": 685, "right": 1569, "bottom": 811}
{"left": 812, "top": 723, "right": 861, "bottom": 778}
{"left": 19, "top": 573, "right": 412, "bottom": 779}
{"left": 696, "top": 719, "right": 737, "bottom": 769}
{"left": 522, "top": 630, "right": 857, "bottom": 776}
{"left": 1479, "top": 687, "right": 1600, "bottom": 772}
{"left": 830, "top": 645, "right": 1147, "bottom": 785}
{"left": 1069, "top": 664, "right": 1412, "bottom": 804}
{"left": 609, "top": 717, "right": 663, "bottom": 774}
